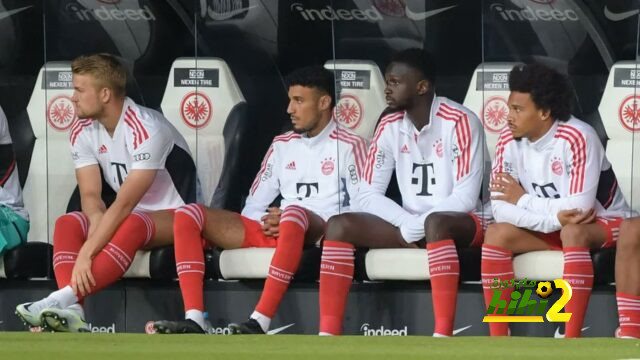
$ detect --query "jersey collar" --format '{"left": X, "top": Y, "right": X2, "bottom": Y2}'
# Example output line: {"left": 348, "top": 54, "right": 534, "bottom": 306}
{"left": 112, "top": 97, "right": 134, "bottom": 137}
{"left": 528, "top": 119, "right": 558, "bottom": 151}
{"left": 400, "top": 94, "right": 439, "bottom": 135}
{"left": 304, "top": 118, "right": 336, "bottom": 147}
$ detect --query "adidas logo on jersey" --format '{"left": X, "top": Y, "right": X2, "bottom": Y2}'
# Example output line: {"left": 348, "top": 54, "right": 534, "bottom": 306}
{"left": 286, "top": 161, "right": 296, "bottom": 170}
{"left": 400, "top": 144, "right": 410, "bottom": 153}
{"left": 98, "top": 145, "right": 108, "bottom": 154}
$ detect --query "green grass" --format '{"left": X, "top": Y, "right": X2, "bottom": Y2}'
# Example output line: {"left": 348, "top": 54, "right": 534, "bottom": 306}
{"left": 1, "top": 333, "right": 640, "bottom": 360}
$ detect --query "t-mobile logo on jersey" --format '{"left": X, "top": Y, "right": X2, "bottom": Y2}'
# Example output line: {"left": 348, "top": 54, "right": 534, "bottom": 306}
{"left": 532, "top": 182, "right": 560, "bottom": 199}
{"left": 412, "top": 163, "right": 436, "bottom": 196}
{"left": 111, "top": 162, "right": 128, "bottom": 186}
{"left": 296, "top": 182, "right": 319, "bottom": 199}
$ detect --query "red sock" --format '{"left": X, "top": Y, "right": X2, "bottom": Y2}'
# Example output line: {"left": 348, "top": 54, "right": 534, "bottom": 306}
{"left": 617, "top": 292, "right": 640, "bottom": 338}
{"left": 481, "top": 243, "right": 513, "bottom": 336}
{"left": 255, "top": 205, "right": 307, "bottom": 317}
{"left": 427, "top": 239, "right": 459, "bottom": 336}
{"left": 174, "top": 204, "right": 207, "bottom": 312}
{"left": 53, "top": 212, "right": 88, "bottom": 289}
{"left": 563, "top": 247, "right": 593, "bottom": 338}
{"left": 319, "top": 240, "right": 355, "bottom": 335}
{"left": 76, "top": 211, "right": 154, "bottom": 302}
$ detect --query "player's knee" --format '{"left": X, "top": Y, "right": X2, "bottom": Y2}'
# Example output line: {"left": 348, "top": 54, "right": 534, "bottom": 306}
{"left": 484, "top": 223, "right": 516, "bottom": 248}
{"left": 424, "top": 212, "right": 456, "bottom": 242}
{"left": 55, "top": 213, "right": 80, "bottom": 229}
{"left": 619, "top": 219, "right": 640, "bottom": 250}
{"left": 325, "top": 214, "right": 357, "bottom": 243}
{"left": 53, "top": 212, "right": 87, "bottom": 242}
{"left": 560, "top": 224, "right": 590, "bottom": 247}
{"left": 174, "top": 204, "right": 206, "bottom": 232}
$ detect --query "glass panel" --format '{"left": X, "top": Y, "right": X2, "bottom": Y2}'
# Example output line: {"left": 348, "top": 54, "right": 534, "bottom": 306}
{"left": 193, "top": 0, "right": 284, "bottom": 211}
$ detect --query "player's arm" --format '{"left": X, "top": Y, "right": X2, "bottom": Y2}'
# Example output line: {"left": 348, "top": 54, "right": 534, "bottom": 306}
{"left": 69, "top": 130, "right": 105, "bottom": 235}
{"left": 241, "top": 142, "right": 281, "bottom": 222}
{"left": 357, "top": 127, "right": 422, "bottom": 241}
{"left": 76, "top": 165, "right": 106, "bottom": 236}
{"left": 77, "top": 168, "right": 156, "bottom": 260}
{"left": 490, "top": 133, "right": 562, "bottom": 233}
{"left": 73, "top": 123, "right": 172, "bottom": 295}
{"left": 512, "top": 130, "right": 601, "bottom": 215}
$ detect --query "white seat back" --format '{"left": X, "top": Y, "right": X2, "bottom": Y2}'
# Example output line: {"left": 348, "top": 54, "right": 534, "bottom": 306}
{"left": 598, "top": 61, "right": 640, "bottom": 211}
{"left": 25, "top": 62, "right": 78, "bottom": 243}
{"left": 161, "top": 57, "right": 245, "bottom": 206}
{"left": 463, "top": 63, "right": 516, "bottom": 159}
{"left": 324, "top": 60, "right": 386, "bottom": 141}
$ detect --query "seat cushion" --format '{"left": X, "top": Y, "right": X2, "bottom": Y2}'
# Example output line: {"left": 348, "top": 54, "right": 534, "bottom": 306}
{"left": 219, "top": 247, "right": 321, "bottom": 281}
{"left": 362, "top": 247, "right": 481, "bottom": 281}
{"left": 513, "top": 250, "right": 564, "bottom": 281}
{"left": 364, "top": 248, "right": 428, "bottom": 281}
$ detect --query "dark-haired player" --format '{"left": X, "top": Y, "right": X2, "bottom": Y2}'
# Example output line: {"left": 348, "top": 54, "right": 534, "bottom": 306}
{"left": 317, "top": 48, "right": 491, "bottom": 336}
{"left": 482, "top": 63, "right": 629, "bottom": 338}
{"left": 152, "top": 66, "right": 367, "bottom": 334}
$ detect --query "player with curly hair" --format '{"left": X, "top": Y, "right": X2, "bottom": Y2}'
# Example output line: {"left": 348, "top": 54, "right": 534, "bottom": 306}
{"left": 482, "top": 63, "right": 630, "bottom": 338}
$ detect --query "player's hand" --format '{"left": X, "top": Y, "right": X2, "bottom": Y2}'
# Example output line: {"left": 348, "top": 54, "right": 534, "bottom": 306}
{"left": 557, "top": 208, "right": 596, "bottom": 226}
{"left": 490, "top": 173, "right": 525, "bottom": 204}
{"left": 70, "top": 251, "right": 96, "bottom": 297}
{"left": 261, "top": 207, "right": 282, "bottom": 237}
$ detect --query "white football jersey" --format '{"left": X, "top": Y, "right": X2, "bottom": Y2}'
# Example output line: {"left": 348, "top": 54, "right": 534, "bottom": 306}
{"left": 243, "top": 120, "right": 367, "bottom": 221}
{"left": 0, "top": 106, "right": 27, "bottom": 220}
{"left": 492, "top": 116, "right": 632, "bottom": 233}
{"left": 70, "top": 97, "right": 197, "bottom": 212}
{"left": 359, "top": 96, "right": 491, "bottom": 242}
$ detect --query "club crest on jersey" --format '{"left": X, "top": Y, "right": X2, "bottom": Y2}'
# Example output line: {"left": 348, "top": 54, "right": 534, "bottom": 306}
{"left": 400, "top": 144, "right": 410, "bottom": 154}
{"left": 433, "top": 139, "right": 443, "bottom": 158}
{"left": 321, "top": 157, "right": 335, "bottom": 175}
{"left": 550, "top": 156, "right": 563, "bottom": 176}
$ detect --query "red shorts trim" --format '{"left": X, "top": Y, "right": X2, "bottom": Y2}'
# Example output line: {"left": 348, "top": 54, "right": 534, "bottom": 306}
{"left": 536, "top": 217, "right": 623, "bottom": 250}
{"left": 239, "top": 215, "right": 277, "bottom": 248}
{"left": 469, "top": 212, "right": 489, "bottom": 248}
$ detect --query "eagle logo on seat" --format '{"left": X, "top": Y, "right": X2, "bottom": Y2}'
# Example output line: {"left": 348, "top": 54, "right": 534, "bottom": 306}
{"left": 482, "top": 96, "right": 508, "bottom": 134}
{"left": 47, "top": 95, "right": 77, "bottom": 131}
{"left": 618, "top": 95, "right": 640, "bottom": 133}
{"left": 180, "top": 91, "right": 213, "bottom": 129}
{"left": 334, "top": 94, "right": 363, "bottom": 130}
